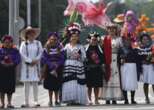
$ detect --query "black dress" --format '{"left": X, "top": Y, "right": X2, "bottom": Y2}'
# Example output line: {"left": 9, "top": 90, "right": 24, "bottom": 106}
{"left": 0, "top": 47, "right": 20, "bottom": 94}
{"left": 41, "top": 46, "right": 65, "bottom": 91}
{"left": 43, "top": 66, "right": 63, "bottom": 91}
{"left": 85, "top": 45, "right": 105, "bottom": 87}
{"left": 0, "top": 64, "right": 16, "bottom": 94}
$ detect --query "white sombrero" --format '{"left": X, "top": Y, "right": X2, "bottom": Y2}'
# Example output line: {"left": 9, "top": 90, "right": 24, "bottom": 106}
{"left": 20, "top": 26, "right": 40, "bottom": 40}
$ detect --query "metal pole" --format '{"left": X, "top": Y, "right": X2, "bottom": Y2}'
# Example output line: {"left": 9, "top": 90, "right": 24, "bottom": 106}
{"left": 9, "top": 0, "right": 15, "bottom": 35}
{"left": 38, "top": 0, "right": 42, "bottom": 40}
{"left": 14, "top": 0, "right": 20, "bottom": 46}
{"left": 27, "top": 0, "right": 31, "bottom": 26}
{"left": 38, "top": 0, "right": 41, "bottom": 29}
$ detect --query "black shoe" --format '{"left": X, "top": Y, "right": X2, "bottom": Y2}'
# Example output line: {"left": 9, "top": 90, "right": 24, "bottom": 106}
{"left": 145, "top": 98, "right": 150, "bottom": 104}
{"left": 106, "top": 100, "right": 110, "bottom": 104}
{"left": 95, "top": 100, "right": 99, "bottom": 105}
{"left": 48, "top": 102, "right": 53, "bottom": 107}
{"left": 112, "top": 101, "right": 117, "bottom": 104}
{"left": 0, "top": 105, "right": 4, "bottom": 109}
{"left": 21, "top": 104, "right": 29, "bottom": 108}
{"left": 7, "top": 105, "right": 14, "bottom": 108}
{"left": 55, "top": 101, "right": 60, "bottom": 106}
{"left": 131, "top": 100, "right": 137, "bottom": 104}
{"left": 34, "top": 104, "right": 40, "bottom": 107}
{"left": 124, "top": 100, "right": 129, "bottom": 104}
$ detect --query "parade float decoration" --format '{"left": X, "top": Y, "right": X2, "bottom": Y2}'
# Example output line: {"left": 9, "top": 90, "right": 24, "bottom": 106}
{"left": 136, "top": 14, "right": 154, "bottom": 40}
{"left": 121, "top": 10, "right": 139, "bottom": 39}
{"left": 64, "top": 0, "right": 112, "bottom": 29}
{"left": 120, "top": 10, "right": 139, "bottom": 48}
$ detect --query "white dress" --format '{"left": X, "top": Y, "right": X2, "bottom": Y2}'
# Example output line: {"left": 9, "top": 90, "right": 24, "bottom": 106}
{"left": 62, "top": 43, "right": 88, "bottom": 105}
{"left": 138, "top": 46, "right": 154, "bottom": 84}
{"left": 142, "top": 64, "right": 154, "bottom": 84}
{"left": 121, "top": 63, "right": 138, "bottom": 91}
{"left": 120, "top": 47, "right": 138, "bottom": 91}
{"left": 20, "top": 40, "right": 43, "bottom": 82}
{"left": 100, "top": 37, "right": 123, "bottom": 100}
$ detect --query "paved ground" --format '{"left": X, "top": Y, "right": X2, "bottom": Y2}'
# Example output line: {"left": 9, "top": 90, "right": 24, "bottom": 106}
{"left": 1, "top": 82, "right": 154, "bottom": 110}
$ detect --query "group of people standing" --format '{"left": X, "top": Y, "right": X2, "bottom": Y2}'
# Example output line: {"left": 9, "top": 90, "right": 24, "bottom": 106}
{"left": 0, "top": 20, "right": 154, "bottom": 108}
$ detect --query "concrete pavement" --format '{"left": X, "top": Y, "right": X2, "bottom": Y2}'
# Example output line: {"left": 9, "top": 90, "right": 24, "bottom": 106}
{"left": 6, "top": 82, "right": 154, "bottom": 109}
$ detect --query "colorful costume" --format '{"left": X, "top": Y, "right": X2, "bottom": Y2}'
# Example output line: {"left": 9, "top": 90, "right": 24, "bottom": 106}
{"left": 119, "top": 45, "right": 138, "bottom": 91}
{"left": 41, "top": 44, "right": 65, "bottom": 91}
{"left": 100, "top": 35, "right": 123, "bottom": 100}
{"left": 85, "top": 44, "right": 104, "bottom": 87}
{"left": 0, "top": 45, "right": 20, "bottom": 94}
{"left": 62, "top": 43, "right": 88, "bottom": 105}
{"left": 20, "top": 40, "right": 43, "bottom": 82}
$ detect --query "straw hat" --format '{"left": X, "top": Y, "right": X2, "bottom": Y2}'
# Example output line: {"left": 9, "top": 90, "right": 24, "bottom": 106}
{"left": 20, "top": 26, "right": 40, "bottom": 40}
{"left": 113, "top": 14, "right": 124, "bottom": 23}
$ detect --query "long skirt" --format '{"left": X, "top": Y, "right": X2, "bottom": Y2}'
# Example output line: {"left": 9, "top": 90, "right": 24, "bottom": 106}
{"left": 43, "top": 67, "right": 62, "bottom": 91}
{"left": 99, "top": 54, "right": 123, "bottom": 100}
{"left": 0, "top": 64, "right": 16, "bottom": 94}
{"left": 62, "top": 60, "right": 88, "bottom": 105}
{"left": 142, "top": 64, "right": 154, "bottom": 84}
{"left": 62, "top": 80, "right": 88, "bottom": 105}
{"left": 121, "top": 63, "right": 138, "bottom": 91}
{"left": 86, "top": 66, "right": 103, "bottom": 87}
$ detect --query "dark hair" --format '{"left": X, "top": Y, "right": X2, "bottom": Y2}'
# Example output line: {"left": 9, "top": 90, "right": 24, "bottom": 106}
{"left": 67, "top": 29, "right": 80, "bottom": 37}
{"left": 139, "top": 33, "right": 151, "bottom": 42}
{"left": 88, "top": 32, "right": 100, "bottom": 39}
{"left": 1, "top": 35, "right": 13, "bottom": 43}
{"left": 47, "top": 32, "right": 59, "bottom": 39}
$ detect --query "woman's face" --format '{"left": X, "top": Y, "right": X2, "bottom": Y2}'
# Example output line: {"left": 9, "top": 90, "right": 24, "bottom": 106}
{"left": 3, "top": 39, "right": 12, "bottom": 48}
{"left": 70, "top": 34, "right": 79, "bottom": 44}
{"left": 90, "top": 36, "right": 98, "bottom": 46}
{"left": 126, "top": 15, "right": 132, "bottom": 22}
{"left": 141, "top": 36, "right": 150, "bottom": 46}
{"left": 48, "top": 36, "right": 57, "bottom": 46}
{"left": 107, "top": 28, "right": 117, "bottom": 36}
{"left": 26, "top": 31, "right": 36, "bottom": 41}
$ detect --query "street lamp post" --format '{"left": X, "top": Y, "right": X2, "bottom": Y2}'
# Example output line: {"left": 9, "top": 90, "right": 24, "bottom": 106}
{"left": 27, "top": 0, "right": 31, "bottom": 26}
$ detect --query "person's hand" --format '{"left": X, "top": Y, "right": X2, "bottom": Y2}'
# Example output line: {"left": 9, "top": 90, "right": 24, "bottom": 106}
{"left": 120, "top": 59, "right": 125, "bottom": 65}
{"left": 50, "top": 70, "right": 57, "bottom": 77}
{"left": 30, "top": 60, "right": 39, "bottom": 66}
{"left": 151, "top": 57, "right": 154, "bottom": 63}
{"left": 39, "top": 74, "right": 43, "bottom": 81}
{"left": 73, "top": 52, "right": 80, "bottom": 59}
{"left": 1, "top": 60, "right": 14, "bottom": 66}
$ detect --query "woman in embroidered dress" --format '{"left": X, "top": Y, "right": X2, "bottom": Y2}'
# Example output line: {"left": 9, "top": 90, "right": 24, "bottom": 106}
{"left": 119, "top": 37, "right": 138, "bottom": 104}
{"left": 62, "top": 22, "right": 88, "bottom": 105}
{"left": 100, "top": 24, "right": 123, "bottom": 104}
{"left": 137, "top": 33, "right": 154, "bottom": 104}
{"left": 85, "top": 32, "right": 105, "bottom": 105}
{"left": 19, "top": 26, "right": 43, "bottom": 107}
{"left": 41, "top": 32, "right": 65, "bottom": 106}
{"left": 0, "top": 35, "right": 20, "bottom": 108}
